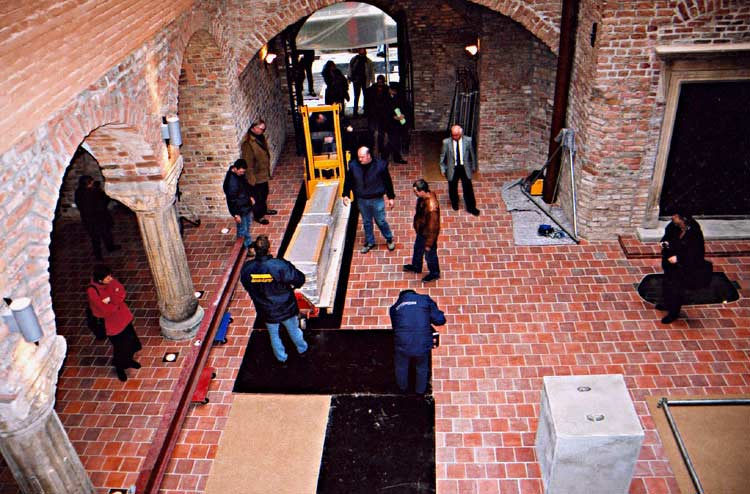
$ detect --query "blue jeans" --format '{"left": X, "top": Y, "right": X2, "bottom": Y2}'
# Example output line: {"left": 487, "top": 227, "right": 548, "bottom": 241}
{"left": 395, "top": 350, "right": 430, "bottom": 394}
{"left": 412, "top": 234, "right": 440, "bottom": 275}
{"left": 358, "top": 197, "right": 393, "bottom": 246}
{"left": 266, "top": 315, "right": 308, "bottom": 362}
{"left": 236, "top": 212, "right": 252, "bottom": 248}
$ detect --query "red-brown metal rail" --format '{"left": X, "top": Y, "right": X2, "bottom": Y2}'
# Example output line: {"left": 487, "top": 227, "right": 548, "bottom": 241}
{"left": 135, "top": 239, "right": 246, "bottom": 493}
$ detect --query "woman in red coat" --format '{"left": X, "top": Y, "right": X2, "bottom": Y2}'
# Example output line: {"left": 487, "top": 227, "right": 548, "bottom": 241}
{"left": 87, "top": 265, "right": 142, "bottom": 381}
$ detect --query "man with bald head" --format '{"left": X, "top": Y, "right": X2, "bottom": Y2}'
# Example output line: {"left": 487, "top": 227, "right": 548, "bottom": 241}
{"left": 440, "top": 124, "right": 479, "bottom": 216}
{"left": 342, "top": 146, "right": 396, "bottom": 253}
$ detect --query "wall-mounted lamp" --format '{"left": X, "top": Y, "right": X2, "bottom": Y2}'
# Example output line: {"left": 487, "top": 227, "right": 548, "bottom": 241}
{"left": 161, "top": 115, "right": 182, "bottom": 159}
{"left": 161, "top": 115, "right": 182, "bottom": 147}
{"left": 163, "top": 351, "right": 179, "bottom": 363}
{"left": 108, "top": 487, "right": 135, "bottom": 494}
{"left": 465, "top": 39, "right": 480, "bottom": 57}
{"left": 1, "top": 299, "right": 20, "bottom": 334}
{"left": 259, "top": 43, "right": 276, "bottom": 65}
{"left": 9, "top": 297, "right": 43, "bottom": 344}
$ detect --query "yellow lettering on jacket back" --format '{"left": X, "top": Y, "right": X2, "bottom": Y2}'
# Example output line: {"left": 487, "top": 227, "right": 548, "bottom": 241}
{"left": 250, "top": 274, "right": 273, "bottom": 283}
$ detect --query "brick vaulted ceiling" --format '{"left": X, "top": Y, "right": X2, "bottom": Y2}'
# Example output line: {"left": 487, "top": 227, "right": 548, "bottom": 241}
{"left": 0, "top": 0, "right": 193, "bottom": 156}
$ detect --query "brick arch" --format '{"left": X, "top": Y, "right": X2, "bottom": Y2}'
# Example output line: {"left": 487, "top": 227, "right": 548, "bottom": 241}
{"left": 176, "top": 29, "right": 237, "bottom": 218}
{"left": 673, "top": 0, "right": 739, "bottom": 24}
{"left": 234, "top": 0, "right": 559, "bottom": 75}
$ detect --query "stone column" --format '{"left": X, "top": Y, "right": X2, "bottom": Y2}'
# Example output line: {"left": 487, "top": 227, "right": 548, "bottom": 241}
{"left": 134, "top": 198, "right": 204, "bottom": 340}
{"left": 0, "top": 333, "right": 93, "bottom": 494}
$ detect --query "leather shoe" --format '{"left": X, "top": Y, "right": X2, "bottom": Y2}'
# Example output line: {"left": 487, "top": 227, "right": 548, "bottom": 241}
{"left": 387, "top": 240, "right": 396, "bottom": 251}
{"left": 130, "top": 360, "right": 142, "bottom": 369}
{"left": 661, "top": 312, "right": 680, "bottom": 324}
{"left": 116, "top": 368, "right": 128, "bottom": 382}
{"left": 403, "top": 264, "right": 420, "bottom": 273}
{"left": 394, "top": 159, "right": 408, "bottom": 164}
{"left": 655, "top": 304, "right": 667, "bottom": 311}
{"left": 266, "top": 209, "right": 278, "bottom": 215}
{"left": 360, "top": 244, "right": 375, "bottom": 254}
{"left": 468, "top": 208, "right": 481, "bottom": 216}
{"left": 422, "top": 272, "right": 441, "bottom": 283}
{"left": 254, "top": 218, "right": 269, "bottom": 225}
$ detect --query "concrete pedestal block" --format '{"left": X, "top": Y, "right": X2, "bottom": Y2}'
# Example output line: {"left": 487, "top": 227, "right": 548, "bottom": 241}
{"left": 535, "top": 374, "right": 644, "bottom": 494}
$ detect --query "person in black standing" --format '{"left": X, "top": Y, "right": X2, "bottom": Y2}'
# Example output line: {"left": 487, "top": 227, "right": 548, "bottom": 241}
{"left": 657, "top": 213, "right": 709, "bottom": 324}
{"left": 299, "top": 49, "right": 316, "bottom": 96}
{"left": 348, "top": 48, "right": 374, "bottom": 116}
{"left": 223, "top": 159, "right": 255, "bottom": 248}
{"left": 383, "top": 82, "right": 408, "bottom": 164}
{"left": 75, "top": 175, "right": 121, "bottom": 261}
{"left": 364, "top": 75, "right": 389, "bottom": 156}
{"left": 322, "top": 60, "right": 349, "bottom": 109}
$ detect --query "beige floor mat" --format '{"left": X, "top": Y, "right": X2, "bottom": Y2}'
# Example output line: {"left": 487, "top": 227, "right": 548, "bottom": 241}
{"left": 646, "top": 395, "right": 750, "bottom": 494}
{"left": 205, "top": 394, "right": 331, "bottom": 494}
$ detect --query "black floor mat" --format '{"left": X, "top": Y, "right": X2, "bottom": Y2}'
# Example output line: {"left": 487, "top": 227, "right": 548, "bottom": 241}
{"left": 317, "top": 394, "right": 435, "bottom": 494}
{"left": 233, "top": 329, "right": 432, "bottom": 395}
{"left": 637, "top": 272, "right": 741, "bottom": 305}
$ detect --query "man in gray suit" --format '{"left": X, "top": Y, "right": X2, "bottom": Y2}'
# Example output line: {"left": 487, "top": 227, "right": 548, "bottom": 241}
{"left": 439, "top": 124, "right": 480, "bottom": 216}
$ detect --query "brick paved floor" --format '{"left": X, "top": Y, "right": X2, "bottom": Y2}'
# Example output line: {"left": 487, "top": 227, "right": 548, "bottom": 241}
{"left": 1, "top": 134, "right": 748, "bottom": 494}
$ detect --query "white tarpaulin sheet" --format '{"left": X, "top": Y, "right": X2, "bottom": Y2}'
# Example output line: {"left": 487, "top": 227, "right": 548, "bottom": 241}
{"left": 297, "top": 2, "right": 397, "bottom": 50}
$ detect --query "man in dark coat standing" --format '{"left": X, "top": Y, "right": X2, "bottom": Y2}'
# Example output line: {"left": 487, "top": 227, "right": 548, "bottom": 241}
{"left": 75, "top": 175, "right": 120, "bottom": 261}
{"left": 223, "top": 159, "right": 255, "bottom": 248}
{"left": 342, "top": 146, "right": 396, "bottom": 253}
{"left": 657, "top": 213, "right": 709, "bottom": 324}
{"left": 389, "top": 289, "right": 446, "bottom": 394}
{"left": 403, "top": 179, "right": 441, "bottom": 283}
{"left": 382, "top": 82, "right": 408, "bottom": 164}
{"left": 240, "top": 235, "right": 308, "bottom": 362}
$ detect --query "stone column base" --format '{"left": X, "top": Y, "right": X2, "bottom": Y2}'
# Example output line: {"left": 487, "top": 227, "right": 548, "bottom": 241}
{"left": 159, "top": 305, "right": 205, "bottom": 340}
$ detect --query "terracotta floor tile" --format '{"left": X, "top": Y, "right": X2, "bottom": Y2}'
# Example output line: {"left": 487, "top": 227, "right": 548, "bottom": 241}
{"left": 1, "top": 135, "right": 749, "bottom": 494}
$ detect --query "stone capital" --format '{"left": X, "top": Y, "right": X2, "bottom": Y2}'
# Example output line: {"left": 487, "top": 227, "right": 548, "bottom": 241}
{"left": 0, "top": 334, "right": 66, "bottom": 436}
{"left": 107, "top": 155, "right": 183, "bottom": 213}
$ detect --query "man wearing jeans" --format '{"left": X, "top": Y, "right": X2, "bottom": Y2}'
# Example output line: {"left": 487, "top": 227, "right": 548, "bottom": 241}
{"left": 342, "top": 146, "right": 396, "bottom": 253}
{"left": 223, "top": 159, "right": 254, "bottom": 248}
{"left": 240, "top": 235, "right": 308, "bottom": 362}
{"left": 403, "top": 179, "right": 441, "bottom": 283}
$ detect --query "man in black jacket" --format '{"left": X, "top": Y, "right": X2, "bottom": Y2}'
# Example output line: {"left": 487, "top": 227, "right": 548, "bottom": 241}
{"left": 657, "top": 213, "right": 709, "bottom": 324}
{"left": 75, "top": 175, "right": 121, "bottom": 261}
{"left": 240, "top": 235, "right": 308, "bottom": 362}
{"left": 342, "top": 146, "right": 396, "bottom": 253}
{"left": 389, "top": 289, "right": 446, "bottom": 394}
{"left": 223, "top": 159, "right": 254, "bottom": 248}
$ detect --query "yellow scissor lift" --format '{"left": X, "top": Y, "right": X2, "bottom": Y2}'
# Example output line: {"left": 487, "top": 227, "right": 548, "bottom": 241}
{"left": 284, "top": 104, "right": 352, "bottom": 314}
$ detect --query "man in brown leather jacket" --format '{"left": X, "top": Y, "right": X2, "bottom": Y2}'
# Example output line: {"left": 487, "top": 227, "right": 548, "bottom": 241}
{"left": 403, "top": 179, "right": 441, "bottom": 283}
{"left": 241, "top": 119, "right": 277, "bottom": 225}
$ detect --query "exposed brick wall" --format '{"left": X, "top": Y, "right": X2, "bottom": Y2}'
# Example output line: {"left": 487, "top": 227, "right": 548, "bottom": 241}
{"left": 478, "top": 13, "right": 556, "bottom": 170}
{"left": 236, "top": 39, "right": 289, "bottom": 178}
{"left": 0, "top": 0, "right": 194, "bottom": 156}
{"left": 573, "top": 0, "right": 750, "bottom": 239}
{"left": 177, "top": 29, "right": 238, "bottom": 218}
{"left": 405, "top": 0, "right": 479, "bottom": 131}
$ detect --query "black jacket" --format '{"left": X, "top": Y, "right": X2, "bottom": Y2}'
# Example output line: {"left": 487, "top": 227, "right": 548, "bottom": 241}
{"left": 223, "top": 167, "right": 253, "bottom": 216}
{"left": 240, "top": 255, "right": 305, "bottom": 323}
{"left": 75, "top": 184, "right": 113, "bottom": 228}
{"left": 342, "top": 157, "right": 395, "bottom": 200}
{"left": 389, "top": 290, "right": 446, "bottom": 356}
{"left": 660, "top": 218, "right": 710, "bottom": 288}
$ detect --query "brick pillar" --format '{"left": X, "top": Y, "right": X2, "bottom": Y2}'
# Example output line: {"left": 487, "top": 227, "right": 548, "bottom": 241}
{"left": 0, "top": 334, "right": 94, "bottom": 494}
{"left": 134, "top": 197, "right": 204, "bottom": 340}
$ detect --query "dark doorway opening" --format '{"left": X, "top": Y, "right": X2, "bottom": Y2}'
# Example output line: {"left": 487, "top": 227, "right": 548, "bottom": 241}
{"left": 659, "top": 80, "right": 750, "bottom": 218}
